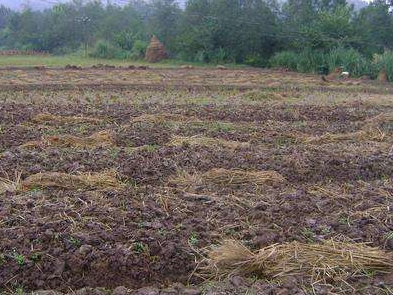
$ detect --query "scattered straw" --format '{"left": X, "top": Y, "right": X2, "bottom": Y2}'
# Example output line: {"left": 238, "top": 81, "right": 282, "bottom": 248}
{"left": 201, "top": 239, "right": 393, "bottom": 283}
{"left": 32, "top": 113, "right": 102, "bottom": 124}
{"left": 168, "top": 135, "right": 250, "bottom": 149}
{"left": 21, "top": 170, "right": 122, "bottom": 191}
{"left": 364, "top": 113, "right": 393, "bottom": 126}
{"left": 21, "top": 130, "right": 114, "bottom": 149}
{"left": 171, "top": 168, "right": 285, "bottom": 189}
{"left": 304, "top": 129, "right": 385, "bottom": 144}
{"left": 130, "top": 113, "right": 194, "bottom": 124}
{"left": 0, "top": 172, "right": 22, "bottom": 194}
{"left": 304, "top": 112, "right": 392, "bottom": 144}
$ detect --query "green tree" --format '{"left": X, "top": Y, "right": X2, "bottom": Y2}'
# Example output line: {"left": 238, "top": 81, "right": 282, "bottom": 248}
{"left": 301, "top": 5, "right": 356, "bottom": 50}
{"left": 354, "top": 0, "right": 393, "bottom": 55}
{"left": 179, "top": 0, "right": 279, "bottom": 63}
{"left": 147, "top": 0, "right": 182, "bottom": 55}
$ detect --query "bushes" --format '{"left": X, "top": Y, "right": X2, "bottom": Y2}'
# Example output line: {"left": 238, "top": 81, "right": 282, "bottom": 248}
{"left": 245, "top": 54, "right": 269, "bottom": 68}
{"left": 297, "top": 49, "right": 326, "bottom": 73}
{"left": 89, "top": 40, "right": 130, "bottom": 59}
{"left": 130, "top": 40, "right": 148, "bottom": 60}
{"left": 183, "top": 48, "right": 235, "bottom": 64}
{"left": 269, "top": 50, "right": 326, "bottom": 73}
{"left": 89, "top": 39, "right": 148, "bottom": 60}
{"left": 326, "top": 47, "right": 374, "bottom": 77}
{"left": 374, "top": 51, "right": 393, "bottom": 81}
{"left": 269, "top": 47, "right": 391, "bottom": 79}
{"left": 269, "top": 51, "right": 299, "bottom": 71}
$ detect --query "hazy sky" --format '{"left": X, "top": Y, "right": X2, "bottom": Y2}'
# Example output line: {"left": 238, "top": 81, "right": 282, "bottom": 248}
{"left": 0, "top": 0, "right": 369, "bottom": 11}
{"left": 0, "top": 0, "right": 126, "bottom": 10}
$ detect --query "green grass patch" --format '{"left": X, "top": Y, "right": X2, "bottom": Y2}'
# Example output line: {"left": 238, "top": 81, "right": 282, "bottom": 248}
{"left": 0, "top": 55, "right": 247, "bottom": 69}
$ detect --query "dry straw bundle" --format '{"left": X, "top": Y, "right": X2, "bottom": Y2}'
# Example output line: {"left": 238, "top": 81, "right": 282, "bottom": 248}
{"left": 0, "top": 172, "right": 22, "bottom": 194}
{"left": 168, "top": 136, "right": 250, "bottom": 150}
{"left": 1, "top": 171, "right": 122, "bottom": 193}
{"left": 21, "top": 170, "right": 122, "bottom": 191}
{"left": 32, "top": 113, "right": 102, "bottom": 124}
{"left": 304, "top": 112, "right": 392, "bottom": 144}
{"left": 202, "top": 168, "right": 285, "bottom": 187}
{"left": 21, "top": 130, "right": 114, "bottom": 149}
{"left": 171, "top": 168, "right": 286, "bottom": 189}
{"left": 202, "top": 239, "right": 393, "bottom": 283}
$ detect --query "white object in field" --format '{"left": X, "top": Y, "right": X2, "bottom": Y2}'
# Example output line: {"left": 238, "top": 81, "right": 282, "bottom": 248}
{"left": 341, "top": 71, "right": 349, "bottom": 76}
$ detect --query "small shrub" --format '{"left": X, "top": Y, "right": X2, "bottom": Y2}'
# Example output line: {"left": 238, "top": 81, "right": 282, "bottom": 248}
{"left": 326, "top": 47, "right": 374, "bottom": 77}
{"left": 270, "top": 47, "right": 377, "bottom": 78}
{"left": 13, "top": 253, "right": 25, "bottom": 267}
{"left": 374, "top": 51, "right": 393, "bottom": 81}
{"left": 269, "top": 51, "right": 299, "bottom": 71}
{"left": 195, "top": 50, "right": 209, "bottom": 63}
{"left": 209, "top": 48, "right": 234, "bottom": 64}
{"left": 89, "top": 40, "right": 130, "bottom": 59}
{"left": 245, "top": 54, "right": 268, "bottom": 67}
{"left": 296, "top": 49, "right": 326, "bottom": 73}
{"left": 188, "top": 232, "right": 199, "bottom": 246}
{"left": 130, "top": 40, "right": 148, "bottom": 60}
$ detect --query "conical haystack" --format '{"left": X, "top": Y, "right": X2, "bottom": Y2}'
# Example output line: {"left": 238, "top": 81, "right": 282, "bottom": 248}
{"left": 145, "top": 35, "right": 167, "bottom": 63}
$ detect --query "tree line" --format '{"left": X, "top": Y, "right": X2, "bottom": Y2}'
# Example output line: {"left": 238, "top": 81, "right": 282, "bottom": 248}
{"left": 0, "top": 0, "right": 393, "bottom": 77}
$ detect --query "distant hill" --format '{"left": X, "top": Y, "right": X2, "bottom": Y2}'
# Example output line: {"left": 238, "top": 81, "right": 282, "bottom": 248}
{"left": 0, "top": 0, "right": 369, "bottom": 11}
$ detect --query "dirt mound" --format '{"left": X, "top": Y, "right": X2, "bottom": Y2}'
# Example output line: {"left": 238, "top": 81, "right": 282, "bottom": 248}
{"left": 21, "top": 130, "right": 115, "bottom": 149}
{"left": 92, "top": 64, "right": 116, "bottom": 69}
{"left": 145, "top": 35, "right": 167, "bottom": 63}
{"left": 181, "top": 65, "right": 194, "bottom": 69}
{"left": 202, "top": 239, "right": 393, "bottom": 282}
{"left": 65, "top": 64, "right": 82, "bottom": 70}
{"left": 327, "top": 67, "right": 342, "bottom": 79}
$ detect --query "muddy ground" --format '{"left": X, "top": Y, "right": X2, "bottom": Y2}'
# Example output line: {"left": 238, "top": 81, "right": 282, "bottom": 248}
{"left": 0, "top": 69, "right": 393, "bottom": 294}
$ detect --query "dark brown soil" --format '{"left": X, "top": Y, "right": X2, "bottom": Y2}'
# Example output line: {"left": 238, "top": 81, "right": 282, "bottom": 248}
{"left": 0, "top": 74, "right": 392, "bottom": 294}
